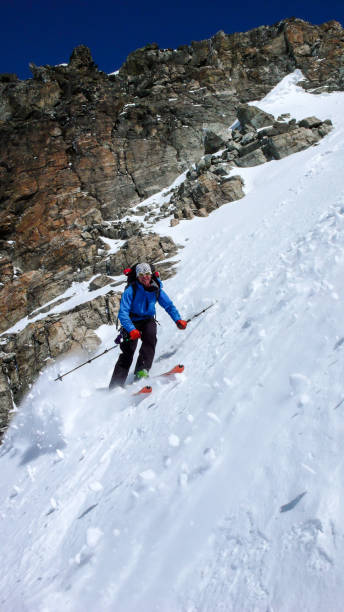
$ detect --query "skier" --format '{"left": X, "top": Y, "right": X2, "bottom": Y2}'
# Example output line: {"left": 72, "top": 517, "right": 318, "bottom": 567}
{"left": 109, "top": 262, "right": 187, "bottom": 388}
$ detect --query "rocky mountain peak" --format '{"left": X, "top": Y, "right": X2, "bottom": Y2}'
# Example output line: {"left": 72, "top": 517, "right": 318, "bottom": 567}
{"left": 69, "top": 44, "right": 98, "bottom": 71}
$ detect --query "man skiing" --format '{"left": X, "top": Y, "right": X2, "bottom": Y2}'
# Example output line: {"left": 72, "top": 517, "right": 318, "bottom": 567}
{"left": 109, "top": 262, "right": 187, "bottom": 389}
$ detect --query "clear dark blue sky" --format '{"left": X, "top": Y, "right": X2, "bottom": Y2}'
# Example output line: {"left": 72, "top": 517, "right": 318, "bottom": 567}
{"left": 1, "top": 0, "right": 343, "bottom": 80}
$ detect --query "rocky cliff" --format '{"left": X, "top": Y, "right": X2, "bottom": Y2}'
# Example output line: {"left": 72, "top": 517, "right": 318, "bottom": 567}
{"left": 1, "top": 17, "right": 343, "bottom": 435}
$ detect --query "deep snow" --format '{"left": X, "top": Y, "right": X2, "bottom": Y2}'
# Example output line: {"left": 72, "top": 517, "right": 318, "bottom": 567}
{"left": 1, "top": 71, "right": 344, "bottom": 611}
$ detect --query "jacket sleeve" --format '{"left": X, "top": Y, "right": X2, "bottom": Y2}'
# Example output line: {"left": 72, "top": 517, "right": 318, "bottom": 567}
{"left": 118, "top": 286, "right": 136, "bottom": 332}
{"left": 158, "top": 289, "right": 181, "bottom": 323}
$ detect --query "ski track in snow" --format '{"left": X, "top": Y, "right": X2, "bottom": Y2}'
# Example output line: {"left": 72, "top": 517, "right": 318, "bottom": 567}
{"left": 1, "top": 72, "right": 344, "bottom": 611}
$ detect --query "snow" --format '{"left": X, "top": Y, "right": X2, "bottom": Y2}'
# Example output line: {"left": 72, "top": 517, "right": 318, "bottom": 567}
{"left": 1, "top": 71, "right": 344, "bottom": 610}
{"left": 168, "top": 433, "right": 180, "bottom": 447}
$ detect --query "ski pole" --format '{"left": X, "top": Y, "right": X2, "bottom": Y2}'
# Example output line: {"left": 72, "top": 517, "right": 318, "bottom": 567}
{"left": 54, "top": 346, "right": 118, "bottom": 382}
{"left": 186, "top": 301, "right": 216, "bottom": 323}
{"left": 54, "top": 331, "right": 126, "bottom": 382}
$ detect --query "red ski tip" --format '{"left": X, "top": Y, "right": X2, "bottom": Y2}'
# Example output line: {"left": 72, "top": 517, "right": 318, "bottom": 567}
{"left": 133, "top": 385, "right": 152, "bottom": 396}
{"left": 162, "top": 364, "right": 184, "bottom": 376}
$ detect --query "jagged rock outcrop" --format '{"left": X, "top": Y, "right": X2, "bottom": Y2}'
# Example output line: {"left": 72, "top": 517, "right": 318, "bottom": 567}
{"left": 0, "top": 17, "right": 343, "bottom": 435}
{"left": 235, "top": 109, "right": 332, "bottom": 164}
{"left": 236, "top": 105, "right": 275, "bottom": 130}
{"left": 166, "top": 109, "right": 332, "bottom": 221}
{"left": 170, "top": 171, "right": 245, "bottom": 219}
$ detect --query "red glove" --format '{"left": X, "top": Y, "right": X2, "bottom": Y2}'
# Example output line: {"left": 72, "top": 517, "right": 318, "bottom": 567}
{"left": 176, "top": 320, "right": 187, "bottom": 330}
{"left": 129, "top": 329, "right": 141, "bottom": 340}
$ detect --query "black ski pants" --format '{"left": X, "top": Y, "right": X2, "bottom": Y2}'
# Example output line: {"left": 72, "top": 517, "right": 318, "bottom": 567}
{"left": 109, "top": 318, "right": 157, "bottom": 389}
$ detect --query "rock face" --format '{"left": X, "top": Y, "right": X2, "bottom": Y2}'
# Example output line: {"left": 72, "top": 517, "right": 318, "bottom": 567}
{"left": 165, "top": 109, "right": 332, "bottom": 221}
{"left": 170, "top": 170, "right": 245, "bottom": 219}
{"left": 0, "top": 17, "right": 343, "bottom": 435}
{"left": 235, "top": 109, "right": 332, "bottom": 164}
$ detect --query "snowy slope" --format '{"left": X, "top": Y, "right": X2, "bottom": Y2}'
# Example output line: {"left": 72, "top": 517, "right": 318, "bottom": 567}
{"left": 1, "top": 72, "right": 344, "bottom": 611}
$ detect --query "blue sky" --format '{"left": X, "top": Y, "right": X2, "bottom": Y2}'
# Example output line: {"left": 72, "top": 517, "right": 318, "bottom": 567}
{"left": 1, "top": 0, "right": 343, "bottom": 80}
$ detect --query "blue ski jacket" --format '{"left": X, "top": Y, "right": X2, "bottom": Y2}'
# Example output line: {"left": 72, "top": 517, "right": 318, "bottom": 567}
{"left": 118, "top": 278, "right": 181, "bottom": 332}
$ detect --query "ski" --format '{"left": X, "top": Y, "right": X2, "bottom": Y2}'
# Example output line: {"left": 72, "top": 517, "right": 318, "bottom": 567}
{"left": 98, "top": 366, "right": 184, "bottom": 396}
{"left": 132, "top": 385, "right": 152, "bottom": 396}
{"left": 129, "top": 365, "right": 185, "bottom": 399}
{"left": 155, "top": 364, "right": 184, "bottom": 377}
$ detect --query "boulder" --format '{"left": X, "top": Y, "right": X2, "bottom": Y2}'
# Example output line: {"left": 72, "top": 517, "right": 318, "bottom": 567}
{"left": 318, "top": 120, "right": 333, "bottom": 137}
{"left": 236, "top": 148, "right": 268, "bottom": 167}
{"left": 238, "top": 139, "right": 263, "bottom": 158}
{"left": 266, "top": 127, "right": 321, "bottom": 159}
{"left": 204, "top": 130, "right": 226, "bottom": 154}
{"left": 195, "top": 156, "right": 212, "bottom": 174}
{"left": 212, "top": 166, "right": 228, "bottom": 176}
{"left": 106, "top": 233, "right": 178, "bottom": 276}
{"left": 220, "top": 176, "right": 245, "bottom": 201}
{"left": 237, "top": 104, "right": 275, "bottom": 130}
{"left": 299, "top": 116, "right": 323, "bottom": 128}
{"left": 88, "top": 275, "right": 114, "bottom": 291}
{"left": 241, "top": 131, "right": 257, "bottom": 146}
{"left": 170, "top": 168, "right": 244, "bottom": 219}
